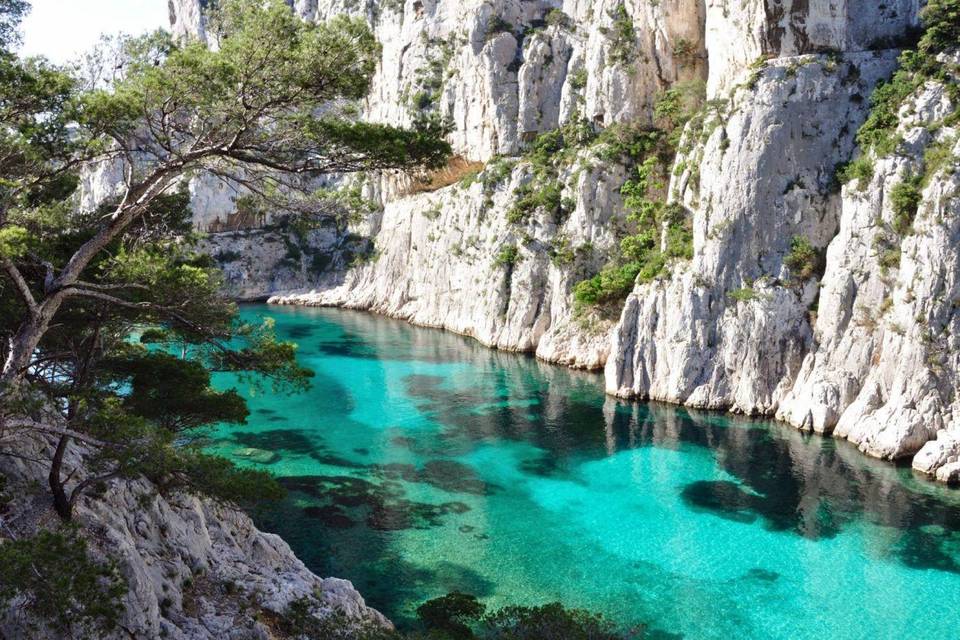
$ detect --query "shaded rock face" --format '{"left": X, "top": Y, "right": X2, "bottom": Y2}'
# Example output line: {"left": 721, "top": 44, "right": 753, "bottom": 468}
{"left": 156, "top": 1, "right": 960, "bottom": 481}
{"left": 269, "top": 154, "right": 628, "bottom": 369}
{"left": 0, "top": 433, "right": 386, "bottom": 639}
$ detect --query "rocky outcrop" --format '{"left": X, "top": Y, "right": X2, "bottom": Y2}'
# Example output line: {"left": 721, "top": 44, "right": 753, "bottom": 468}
{"left": 0, "top": 431, "right": 386, "bottom": 639}
{"left": 170, "top": 0, "right": 706, "bottom": 160}
{"left": 704, "top": 0, "right": 920, "bottom": 96}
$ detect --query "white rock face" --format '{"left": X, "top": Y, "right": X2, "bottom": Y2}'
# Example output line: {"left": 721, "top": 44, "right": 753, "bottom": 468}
{"left": 704, "top": 0, "right": 920, "bottom": 96}
{"left": 169, "top": 0, "right": 706, "bottom": 160}
{"left": 0, "top": 432, "right": 386, "bottom": 639}
{"left": 606, "top": 52, "right": 900, "bottom": 412}
{"left": 779, "top": 70, "right": 960, "bottom": 469}
{"left": 270, "top": 154, "right": 628, "bottom": 369}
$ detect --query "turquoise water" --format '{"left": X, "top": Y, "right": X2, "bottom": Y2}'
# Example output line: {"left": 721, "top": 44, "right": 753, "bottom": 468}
{"left": 207, "top": 304, "right": 960, "bottom": 639}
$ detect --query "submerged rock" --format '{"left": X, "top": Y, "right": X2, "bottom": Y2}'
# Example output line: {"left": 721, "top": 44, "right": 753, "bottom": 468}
{"left": 232, "top": 447, "right": 280, "bottom": 464}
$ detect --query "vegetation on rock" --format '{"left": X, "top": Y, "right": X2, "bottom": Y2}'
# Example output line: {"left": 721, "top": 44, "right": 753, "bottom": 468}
{"left": 0, "top": 528, "right": 125, "bottom": 636}
{"left": 276, "top": 593, "right": 640, "bottom": 640}
{"left": 573, "top": 84, "right": 702, "bottom": 313}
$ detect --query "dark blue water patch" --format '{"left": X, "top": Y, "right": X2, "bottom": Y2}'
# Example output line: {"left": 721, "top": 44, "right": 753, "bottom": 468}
{"left": 402, "top": 372, "right": 612, "bottom": 457}
{"left": 371, "top": 461, "right": 493, "bottom": 496}
{"left": 277, "top": 475, "right": 471, "bottom": 532}
{"left": 740, "top": 568, "right": 780, "bottom": 583}
{"left": 284, "top": 324, "right": 314, "bottom": 340}
{"left": 310, "top": 451, "right": 371, "bottom": 469}
{"left": 233, "top": 428, "right": 319, "bottom": 454}
{"left": 652, "top": 405, "right": 960, "bottom": 572}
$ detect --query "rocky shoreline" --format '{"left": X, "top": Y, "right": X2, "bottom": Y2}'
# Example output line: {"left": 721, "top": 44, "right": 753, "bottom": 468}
{"left": 0, "top": 431, "right": 388, "bottom": 639}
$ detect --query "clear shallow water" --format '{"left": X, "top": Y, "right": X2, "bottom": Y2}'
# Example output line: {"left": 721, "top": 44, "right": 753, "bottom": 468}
{"left": 206, "top": 304, "right": 960, "bottom": 639}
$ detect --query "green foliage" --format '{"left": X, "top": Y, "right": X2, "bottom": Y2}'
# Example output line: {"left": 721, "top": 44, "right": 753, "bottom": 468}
{"left": 403, "top": 34, "right": 456, "bottom": 135}
{"left": 837, "top": 156, "right": 875, "bottom": 188}
{"left": 545, "top": 9, "right": 571, "bottom": 29}
{"left": 0, "top": 224, "right": 28, "bottom": 258}
{"left": 853, "top": 1, "right": 960, "bottom": 158}
{"left": 0, "top": 529, "right": 125, "bottom": 635}
{"left": 569, "top": 68, "right": 588, "bottom": 90}
{"left": 472, "top": 157, "right": 515, "bottom": 211}
{"left": 507, "top": 181, "right": 563, "bottom": 224}
{"left": 784, "top": 236, "right": 821, "bottom": 281}
{"left": 485, "top": 16, "right": 513, "bottom": 41}
{"left": 1, "top": 0, "right": 413, "bottom": 532}
{"left": 727, "top": 287, "right": 758, "bottom": 303}
{"left": 856, "top": 69, "right": 914, "bottom": 155}
{"left": 276, "top": 595, "right": 637, "bottom": 640}
{"left": 0, "top": 0, "right": 28, "bottom": 49}
{"left": 548, "top": 234, "right": 577, "bottom": 266}
{"left": 481, "top": 602, "right": 623, "bottom": 640}
{"left": 918, "top": 0, "right": 960, "bottom": 56}
{"left": 574, "top": 126, "right": 691, "bottom": 313}
{"left": 890, "top": 173, "right": 923, "bottom": 235}
{"left": 505, "top": 121, "right": 596, "bottom": 225}
{"left": 922, "top": 136, "right": 957, "bottom": 185}
{"left": 417, "top": 592, "right": 487, "bottom": 639}
{"left": 601, "top": 3, "right": 637, "bottom": 68}
{"left": 158, "top": 449, "right": 285, "bottom": 505}
{"left": 653, "top": 81, "right": 706, "bottom": 132}
{"left": 103, "top": 350, "right": 249, "bottom": 432}
{"left": 493, "top": 244, "right": 521, "bottom": 268}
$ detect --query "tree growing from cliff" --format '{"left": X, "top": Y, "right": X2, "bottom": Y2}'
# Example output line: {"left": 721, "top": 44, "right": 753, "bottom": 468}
{"left": 0, "top": 0, "right": 450, "bottom": 520}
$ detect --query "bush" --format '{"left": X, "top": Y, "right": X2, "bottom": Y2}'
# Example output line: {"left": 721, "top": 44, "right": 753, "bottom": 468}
{"left": 0, "top": 530, "right": 125, "bottom": 635}
{"left": 601, "top": 3, "right": 637, "bottom": 67}
{"left": 727, "top": 287, "right": 758, "bottom": 303}
{"left": 890, "top": 174, "right": 923, "bottom": 235}
{"left": 507, "top": 181, "right": 563, "bottom": 224}
{"left": 837, "top": 156, "right": 875, "bottom": 188}
{"left": 482, "top": 602, "right": 623, "bottom": 640}
{"left": 545, "top": 8, "right": 571, "bottom": 28}
{"left": 493, "top": 244, "right": 521, "bottom": 268}
{"left": 784, "top": 235, "right": 820, "bottom": 280}
{"left": 918, "top": 0, "right": 960, "bottom": 55}
{"left": 485, "top": 16, "right": 513, "bottom": 41}
{"left": 417, "top": 592, "right": 486, "bottom": 639}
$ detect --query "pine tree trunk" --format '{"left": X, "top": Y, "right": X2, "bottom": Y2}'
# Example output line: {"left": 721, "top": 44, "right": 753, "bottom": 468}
{"left": 49, "top": 434, "right": 73, "bottom": 520}
{"left": 0, "top": 299, "right": 63, "bottom": 387}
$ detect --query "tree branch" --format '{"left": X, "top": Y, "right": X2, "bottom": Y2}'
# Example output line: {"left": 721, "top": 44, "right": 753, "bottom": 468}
{"left": 1, "top": 258, "right": 39, "bottom": 316}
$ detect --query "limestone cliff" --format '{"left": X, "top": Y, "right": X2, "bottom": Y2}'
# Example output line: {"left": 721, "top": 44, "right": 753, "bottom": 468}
{"left": 153, "top": 0, "right": 960, "bottom": 483}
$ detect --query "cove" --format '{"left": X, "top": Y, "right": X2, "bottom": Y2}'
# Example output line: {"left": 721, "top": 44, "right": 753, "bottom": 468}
{"left": 204, "top": 304, "right": 960, "bottom": 639}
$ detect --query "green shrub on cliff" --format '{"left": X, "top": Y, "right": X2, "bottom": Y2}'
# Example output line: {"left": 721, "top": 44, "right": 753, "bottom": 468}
{"left": 0, "top": 529, "right": 125, "bottom": 635}
{"left": 918, "top": 0, "right": 960, "bottom": 56}
{"left": 890, "top": 174, "right": 924, "bottom": 235}
{"left": 784, "top": 236, "right": 821, "bottom": 281}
